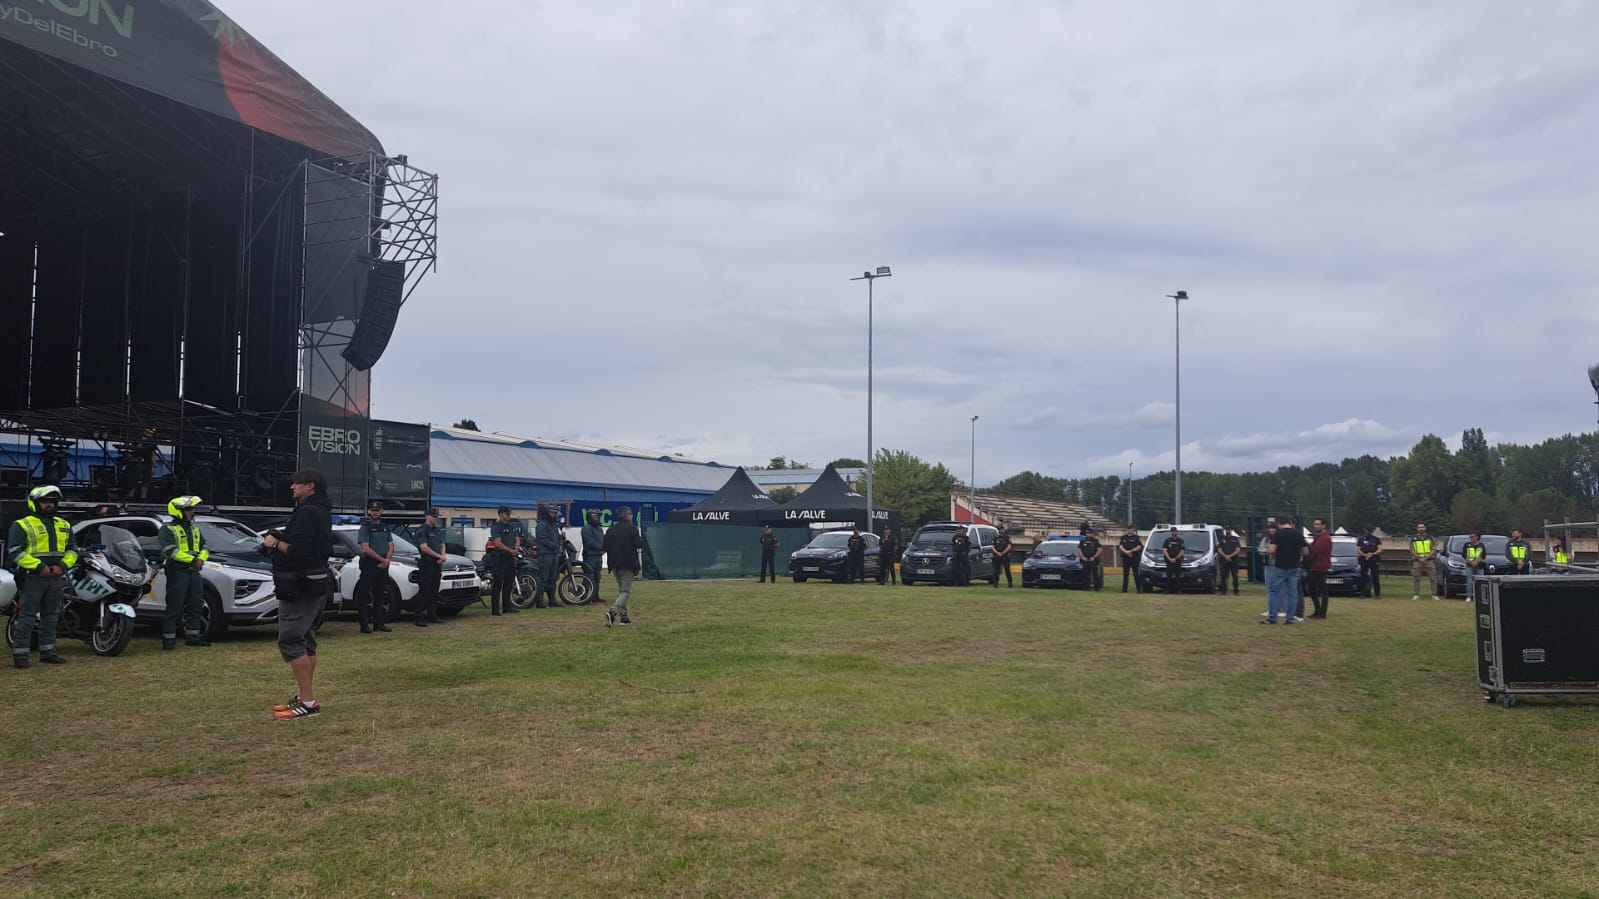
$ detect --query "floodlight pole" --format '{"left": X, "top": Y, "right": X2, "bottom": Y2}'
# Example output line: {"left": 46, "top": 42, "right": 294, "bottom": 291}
{"left": 970, "top": 415, "right": 979, "bottom": 522}
{"left": 851, "top": 266, "right": 892, "bottom": 530}
{"left": 1589, "top": 363, "right": 1599, "bottom": 429}
{"left": 1167, "top": 290, "right": 1188, "bottom": 524}
{"left": 1127, "top": 461, "right": 1134, "bottom": 524}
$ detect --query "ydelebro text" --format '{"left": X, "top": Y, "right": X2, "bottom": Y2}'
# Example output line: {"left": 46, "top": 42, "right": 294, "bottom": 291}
{"left": 1, "top": 0, "right": 136, "bottom": 59}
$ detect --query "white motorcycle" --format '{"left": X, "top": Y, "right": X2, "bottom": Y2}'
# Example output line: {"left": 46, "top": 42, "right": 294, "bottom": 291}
{"left": 4, "top": 525, "right": 151, "bottom": 657}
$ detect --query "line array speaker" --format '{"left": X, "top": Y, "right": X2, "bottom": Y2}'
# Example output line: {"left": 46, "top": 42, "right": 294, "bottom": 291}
{"left": 341, "top": 259, "right": 406, "bottom": 371}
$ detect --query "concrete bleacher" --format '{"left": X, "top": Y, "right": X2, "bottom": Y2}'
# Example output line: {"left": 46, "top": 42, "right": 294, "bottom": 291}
{"left": 953, "top": 491, "right": 1128, "bottom": 546}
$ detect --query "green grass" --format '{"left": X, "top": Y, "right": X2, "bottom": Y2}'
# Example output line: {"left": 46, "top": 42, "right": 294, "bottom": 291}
{"left": 3, "top": 577, "right": 1597, "bottom": 897}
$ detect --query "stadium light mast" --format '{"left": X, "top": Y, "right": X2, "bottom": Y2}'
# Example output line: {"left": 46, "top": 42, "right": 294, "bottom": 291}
{"left": 1127, "top": 461, "right": 1134, "bottom": 524}
{"left": 851, "top": 266, "right": 892, "bottom": 530}
{"left": 1167, "top": 290, "right": 1188, "bottom": 524}
{"left": 970, "top": 415, "right": 979, "bottom": 522}
{"left": 1589, "top": 362, "right": 1599, "bottom": 429}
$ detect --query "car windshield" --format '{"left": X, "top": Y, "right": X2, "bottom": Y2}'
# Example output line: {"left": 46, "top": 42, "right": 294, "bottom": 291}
{"left": 807, "top": 533, "right": 859, "bottom": 549}
{"left": 1451, "top": 536, "right": 1508, "bottom": 554}
{"left": 913, "top": 529, "right": 961, "bottom": 544}
{"left": 1331, "top": 538, "right": 1358, "bottom": 555}
{"left": 1037, "top": 542, "right": 1077, "bottom": 557}
{"left": 197, "top": 519, "right": 265, "bottom": 553}
{"left": 1155, "top": 532, "right": 1213, "bottom": 552}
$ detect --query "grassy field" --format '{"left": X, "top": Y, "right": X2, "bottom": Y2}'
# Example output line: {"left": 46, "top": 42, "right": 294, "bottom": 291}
{"left": 3, "top": 576, "right": 1597, "bottom": 898}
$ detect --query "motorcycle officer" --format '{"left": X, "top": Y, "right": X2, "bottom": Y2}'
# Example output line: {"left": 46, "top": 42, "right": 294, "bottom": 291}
{"left": 534, "top": 504, "right": 563, "bottom": 608}
{"left": 581, "top": 510, "right": 607, "bottom": 604}
{"left": 159, "top": 495, "right": 211, "bottom": 649}
{"left": 7, "top": 485, "right": 78, "bottom": 668}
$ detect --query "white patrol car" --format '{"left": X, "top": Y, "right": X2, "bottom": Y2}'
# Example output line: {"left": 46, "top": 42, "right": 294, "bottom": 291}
{"left": 329, "top": 522, "right": 482, "bottom": 618}
{"left": 0, "top": 568, "right": 15, "bottom": 611}
{"left": 71, "top": 514, "right": 280, "bottom": 641}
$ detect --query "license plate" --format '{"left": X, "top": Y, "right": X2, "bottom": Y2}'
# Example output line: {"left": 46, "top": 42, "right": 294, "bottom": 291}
{"left": 1327, "top": 578, "right": 1345, "bottom": 585}
{"left": 917, "top": 568, "right": 935, "bottom": 575}
{"left": 803, "top": 566, "right": 819, "bottom": 572}
{"left": 1041, "top": 574, "right": 1061, "bottom": 581}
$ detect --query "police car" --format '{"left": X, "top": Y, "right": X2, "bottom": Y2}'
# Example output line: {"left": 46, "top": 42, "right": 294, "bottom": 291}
{"left": 899, "top": 522, "right": 1000, "bottom": 586}
{"left": 788, "top": 529, "right": 881, "bottom": 583}
{"left": 70, "top": 514, "right": 281, "bottom": 641}
{"left": 330, "top": 521, "right": 482, "bottom": 617}
{"left": 1138, "top": 523, "right": 1225, "bottom": 594}
{"left": 1021, "top": 536, "right": 1089, "bottom": 589}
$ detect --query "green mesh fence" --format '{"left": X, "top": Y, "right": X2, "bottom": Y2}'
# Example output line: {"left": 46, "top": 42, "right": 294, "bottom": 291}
{"left": 640, "top": 524, "right": 812, "bottom": 580}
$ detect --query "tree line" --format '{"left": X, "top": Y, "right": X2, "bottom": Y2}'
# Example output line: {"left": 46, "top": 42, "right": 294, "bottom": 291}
{"left": 988, "top": 428, "right": 1599, "bottom": 535}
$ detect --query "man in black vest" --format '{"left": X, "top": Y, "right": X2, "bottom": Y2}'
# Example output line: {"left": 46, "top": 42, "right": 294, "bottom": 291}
{"left": 951, "top": 529, "right": 972, "bottom": 586}
{"left": 876, "top": 527, "right": 899, "bottom": 585}
{"left": 758, "top": 525, "right": 779, "bottom": 583}
{"left": 413, "top": 508, "right": 447, "bottom": 626}
{"left": 1118, "top": 526, "right": 1144, "bottom": 593}
{"left": 1161, "top": 527, "right": 1186, "bottom": 594}
{"left": 1079, "top": 527, "right": 1104, "bottom": 591}
{"left": 1356, "top": 526, "right": 1383, "bottom": 597}
{"left": 846, "top": 527, "right": 868, "bottom": 584}
{"left": 1215, "top": 527, "right": 1242, "bottom": 595}
{"left": 991, "top": 530, "right": 1013, "bottom": 588}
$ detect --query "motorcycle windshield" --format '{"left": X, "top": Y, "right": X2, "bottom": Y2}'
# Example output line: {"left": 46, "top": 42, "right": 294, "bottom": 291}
{"left": 98, "top": 526, "right": 146, "bottom": 572}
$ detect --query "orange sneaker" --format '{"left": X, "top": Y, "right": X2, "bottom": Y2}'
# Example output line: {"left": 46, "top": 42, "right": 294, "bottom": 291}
{"left": 273, "top": 700, "right": 320, "bottom": 720}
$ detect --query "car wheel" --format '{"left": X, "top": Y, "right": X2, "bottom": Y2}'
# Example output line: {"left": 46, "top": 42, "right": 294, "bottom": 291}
{"left": 200, "top": 585, "right": 229, "bottom": 642}
{"left": 901, "top": 578, "right": 913, "bottom": 586}
{"left": 793, "top": 576, "right": 807, "bottom": 583}
{"left": 436, "top": 605, "right": 463, "bottom": 618}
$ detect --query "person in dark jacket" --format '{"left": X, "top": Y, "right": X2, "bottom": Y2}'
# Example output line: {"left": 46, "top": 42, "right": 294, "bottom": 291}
{"left": 758, "top": 525, "right": 780, "bottom": 583}
{"left": 846, "top": 527, "right": 867, "bottom": 583}
{"left": 260, "top": 470, "right": 333, "bottom": 719}
{"left": 876, "top": 527, "right": 900, "bottom": 585}
{"left": 534, "top": 504, "right": 563, "bottom": 609}
{"left": 356, "top": 501, "right": 394, "bottom": 633}
{"left": 603, "top": 506, "right": 643, "bottom": 627}
{"left": 581, "top": 510, "right": 607, "bottom": 603}
{"left": 486, "top": 506, "right": 524, "bottom": 616}
{"left": 951, "top": 530, "right": 972, "bottom": 586}
{"left": 1306, "top": 518, "right": 1333, "bottom": 619}
{"left": 1078, "top": 528, "right": 1103, "bottom": 591}
{"left": 413, "top": 508, "right": 447, "bottom": 626}
{"left": 991, "top": 531, "right": 1014, "bottom": 588}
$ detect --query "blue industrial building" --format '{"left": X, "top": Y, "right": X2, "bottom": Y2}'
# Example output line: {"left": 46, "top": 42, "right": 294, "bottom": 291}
{"left": 428, "top": 426, "right": 731, "bottom": 527}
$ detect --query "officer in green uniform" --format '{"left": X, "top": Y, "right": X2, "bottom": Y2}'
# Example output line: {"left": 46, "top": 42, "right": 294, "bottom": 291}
{"left": 159, "top": 495, "right": 211, "bottom": 649}
{"left": 356, "top": 501, "right": 395, "bottom": 632}
{"left": 8, "top": 486, "right": 78, "bottom": 668}
{"left": 1506, "top": 528, "right": 1531, "bottom": 575}
{"left": 487, "top": 506, "right": 524, "bottom": 616}
{"left": 582, "top": 511, "right": 607, "bottom": 601}
{"left": 413, "top": 508, "right": 447, "bottom": 626}
{"left": 534, "top": 504, "right": 563, "bottom": 608}
{"left": 951, "top": 530, "right": 972, "bottom": 586}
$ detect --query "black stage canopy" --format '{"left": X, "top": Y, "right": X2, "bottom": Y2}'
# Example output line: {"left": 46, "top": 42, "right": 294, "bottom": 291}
{"left": 764, "top": 463, "right": 900, "bottom": 533}
{"left": 1, "top": 1, "right": 436, "bottom": 510}
{"left": 667, "top": 467, "right": 780, "bottom": 525}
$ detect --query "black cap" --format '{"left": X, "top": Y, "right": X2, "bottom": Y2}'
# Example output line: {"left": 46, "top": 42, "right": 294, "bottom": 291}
{"left": 368, "top": 500, "right": 384, "bottom": 511}
{"left": 617, "top": 505, "right": 632, "bottom": 515}
{"left": 497, "top": 505, "right": 511, "bottom": 515}
{"left": 426, "top": 507, "right": 440, "bottom": 517}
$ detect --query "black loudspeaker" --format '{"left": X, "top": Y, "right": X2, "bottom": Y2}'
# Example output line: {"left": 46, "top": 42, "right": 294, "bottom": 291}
{"left": 1477, "top": 575, "right": 1599, "bottom": 706}
{"left": 341, "top": 259, "right": 405, "bottom": 371}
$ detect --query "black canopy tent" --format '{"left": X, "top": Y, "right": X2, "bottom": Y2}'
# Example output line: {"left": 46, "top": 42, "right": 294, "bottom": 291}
{"left": 667, "top": 467, "right": 780, "bottom": 525}
{"left": 763, "top": 463, "right": 900, "bottom": 533}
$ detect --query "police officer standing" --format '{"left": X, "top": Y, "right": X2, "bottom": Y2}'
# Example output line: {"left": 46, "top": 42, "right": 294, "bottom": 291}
{"left": 356, "top": 501, "right": 394, "bottom": 633}
{"left": 758, "top": 525, "right": 780, "bottom": 583}
{"left": 7, "top": 485, "right": 77, "bottom": 668}
{"left": 1507, "top": 528, "right": 1531, "bottom": 575}
{"left": 1215, "top": 527, "right": 1242, "bottom": 595}
{"left": 1410, "top": 522, "right": 1436, "bottom": 600}
{"left": 991, "top": 530, "right": 1014, "bottom": 588}
{"left": 487, "top": 506, "right": 524, "bottom": 616}
{"left": 846, "top": 526, "right": 867, "bottom": 584}
{"left": 1079, "top": 527, "right": 1104, "bottom": 591}
{"left": 1356, "top": 526, "right": 1383, "bottom": 597}
{"left": 534, "top": 504, "right": 563, "bottom": 608}
{"left": 413, "top": 508, "right": 447, "bottom": 626}
{"left": 582, "top": 510, "right": 607, "bottom": 602}
{"left": 159, "top": 495, "right": 211, "bottom": 649}
{"left": 951, "top": 528, "right": 972, "bottom": 586}
{"left": 877, "top": 527, "right": 899, "bottom": 585}
{"left": 1118, "top": 526, "right": 1144, "bottom": 593}
{"left": 1161, "top": 527, "right": 1186, "bottom": 594}
{"left": 1462, "top": 532, "right": 1487, "bottom": 601}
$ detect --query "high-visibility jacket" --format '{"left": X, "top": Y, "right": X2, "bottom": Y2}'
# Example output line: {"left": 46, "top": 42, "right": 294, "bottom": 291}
{"left": 160, "top": 521, "right": 209, "bottom": 566}
{"left": 8, "top": 514, "right": 78, "bottom": 572}
{"left": 1464, "top": 544, "right": 1486, "bottom": 564}
{"left": 1508, "top": 541, "right": 1529, "bottom": 562}
{"left": 1555, "top": 550, "right": 1570, "bottom": 565}
{"left": 1410, "top": 536, "right": 1433, "bottom": 557}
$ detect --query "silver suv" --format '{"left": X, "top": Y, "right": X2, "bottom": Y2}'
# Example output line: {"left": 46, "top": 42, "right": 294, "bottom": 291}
{"left": 72, "top": 514, "right": 280, "bottom": 641}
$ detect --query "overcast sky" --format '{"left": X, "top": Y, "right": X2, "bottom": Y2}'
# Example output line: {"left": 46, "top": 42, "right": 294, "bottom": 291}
{"left": 233, "top": 0, "right": 1599, "bottom": 485}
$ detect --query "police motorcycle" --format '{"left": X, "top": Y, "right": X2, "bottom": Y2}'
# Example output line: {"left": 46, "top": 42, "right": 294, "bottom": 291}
{"left": 478, "top": 546, "right": 541, "bottom": 608}
{"left": 4, "top": 524, "right": 152, "bottom": 657}
{"left": 551, "top": 538, "right": 596, "bottom": 606}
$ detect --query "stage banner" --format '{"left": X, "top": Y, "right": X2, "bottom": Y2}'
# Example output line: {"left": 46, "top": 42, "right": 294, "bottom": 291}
{"left": 370, "top": 419, "right": 430, "bottom": 506}
{"left": 0, "top": 0, "right": 380, "bottom": 158}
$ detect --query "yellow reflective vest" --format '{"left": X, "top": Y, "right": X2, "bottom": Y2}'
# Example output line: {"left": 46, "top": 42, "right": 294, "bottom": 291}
{"left": 161, "top": 521, "right": 209, "bottom": 566}
{"left": 1411, "top": 536, "right": 1433, "bottom": 557}
{"left": 10, "top": 514, "right": 78, "bottom": 571}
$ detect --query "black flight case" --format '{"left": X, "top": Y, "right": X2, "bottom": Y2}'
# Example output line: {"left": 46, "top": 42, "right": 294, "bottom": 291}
{"left": 1475, "top": 574, "right": 1599, "bottom": 708}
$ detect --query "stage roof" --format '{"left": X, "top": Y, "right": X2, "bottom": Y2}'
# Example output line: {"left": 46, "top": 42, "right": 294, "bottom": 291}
{"left": 1, "top": 0, "right": 382, "bottom": 227}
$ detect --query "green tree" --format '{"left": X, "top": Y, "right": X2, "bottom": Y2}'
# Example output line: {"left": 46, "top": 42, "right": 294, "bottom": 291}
{"left": 452, "top": 418, "right": 480, "bottom": 431}
{"left": 1449, "top": 488, "right": 1496, "bottom": 534}
{"left": 1457, "top": 427, "right": 1498, "bottom": 493}
{"left": 755, "top": 456, "right": 811, "bottom": 471}
{"left": 1391, "top": 435, "right": 1462, "bottom": 513}
{"left": 991, "top": 470, "right": 1069, "bottom": 496}
{"left": 829, "top": 457, "right": 867, "bottom": 469}
{"left": 768, "top": 486, "right": 798, "bottom": 504}
{"left": 868, "top": 448, "right": 959, "bottom": 531}
{"left": 1507, "top": 489, "right": 1578, "bottom": 533}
